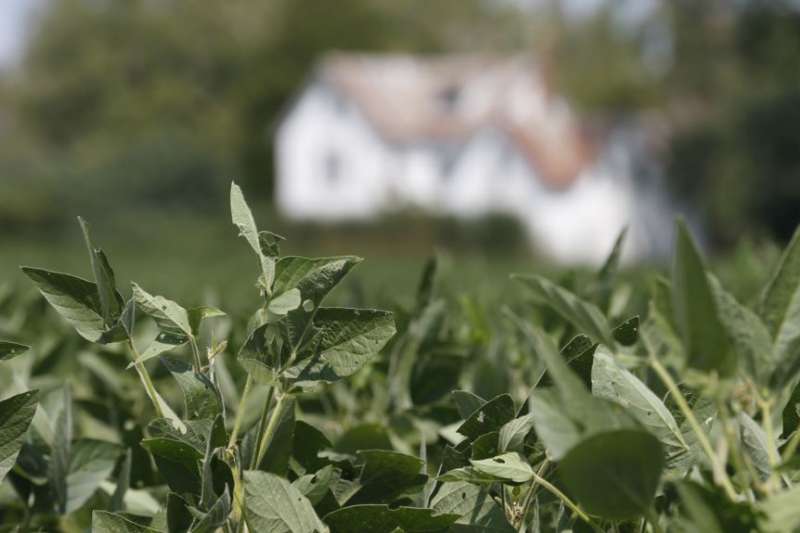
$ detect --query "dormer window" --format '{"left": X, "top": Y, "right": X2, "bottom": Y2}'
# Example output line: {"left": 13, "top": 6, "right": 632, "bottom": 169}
{"left": 323, "top": 151, "right": 341, "bottom": 185}
{"left": 438, "top": 85, "right": 460, "bottom": 111}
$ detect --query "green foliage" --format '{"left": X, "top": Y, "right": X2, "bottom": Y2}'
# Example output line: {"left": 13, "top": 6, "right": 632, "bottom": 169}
{"left": 8, "top": 187, "right": 800, "bottom": 531}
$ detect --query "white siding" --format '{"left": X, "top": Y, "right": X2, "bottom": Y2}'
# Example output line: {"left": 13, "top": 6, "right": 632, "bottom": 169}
{"left": 275, "top": 85, "right": 390, "bottom": 220}
{"left": 274, "top": 81, "right": 672, "bottom": 264}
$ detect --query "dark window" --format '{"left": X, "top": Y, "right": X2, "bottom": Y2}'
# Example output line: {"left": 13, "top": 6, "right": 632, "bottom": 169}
{"left": 438, "top": 85, "right": 460, "bottom": 111}
{"left": 323, "top": 151, "right": 342, "bottom": 185}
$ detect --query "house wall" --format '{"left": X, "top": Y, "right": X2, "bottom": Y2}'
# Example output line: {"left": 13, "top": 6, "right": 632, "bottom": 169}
{"left": 275, "top": 84, "right": 391, "bottom": 220}
{"left": 275, "top": 81, "right": 670, "bottom": 264}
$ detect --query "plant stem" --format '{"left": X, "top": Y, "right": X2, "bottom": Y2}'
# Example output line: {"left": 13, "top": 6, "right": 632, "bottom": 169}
{"left": 644, "top": 506, "right": 665, "bottom": 533}
{"left": 716, "top": 399, "right": 758, "bottom": 499}
{"left": 189, "top": 336, "right": 204, "bottom": 372}
{"left": 530, "top": 470, "right": 600, "bottom": 531}
{"left": 756, "top": 395, "right": 784, "bottom": 492}
{"left": 782, "top": 426, "right": 800, "bottom": 462}
{"left": 517, "top": 460, "right": 549, "bottom": 531}
{"left": 254, "top": 391, "right": 290, "bottom": 468}
{"left": 128, "top": 340, "right": 164, "bottom": 418}
{"left": 228, "top": 375, "right": 253, "bottom": 450}
{"left": 649, "top": 357, "right": 739, "bottom": 501}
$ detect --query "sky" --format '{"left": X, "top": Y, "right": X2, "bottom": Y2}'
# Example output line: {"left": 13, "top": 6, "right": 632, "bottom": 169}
{"left": 0, "top": 0, "right": 659, "bottom": 69}
{"left": 0, "top": 0, "right": 45, "bottom": 69}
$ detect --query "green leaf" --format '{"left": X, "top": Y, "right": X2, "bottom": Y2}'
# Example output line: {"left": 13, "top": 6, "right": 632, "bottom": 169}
{"left": 64, "top": 439, "right": 124, "bottom": 513}
{"left": 738, "top": 412, "right": 775, "bottom": 482}
{"left": 92, "top": 511, "right": 160, "bottom": 533}
{"left": 78, "top": 216, "right": 123, "bottom": 324}
{"left": 456, "top": 394, "right": 515, "bottom": 442}
{"left": 292, "top": 421, "right": 334, "bottom": 475}
{"left": 269, "top": 288, "right": 302, "bottom": 316}
{"left": 324, "top": 505, "right": 459, "bottom": 533}
{"left": 334, "top": 423, "right": 393, "bottom": 455}
{"left": 243, "top": 470, "right": 326, "bottom": 533}
{"left": 160, "top": 356, "right": 222, "bottom": 420}
{"left": 709, "top": 276, "right": 774, "bottom": 385}
{"left": 0, "top": 340, "right": 30, "bottom": 361}
{"left": 286, "top": 308, "right": 396, "bottom": 385}
{"left": 348, "top": 449, "right": 426, "bottom": 505}
{"left": 759, "top": 483, "right": 800, "bottom": 533}
{"left": 191, "top": 488, "right": 231, "bottom": 533}
{"left": 558, "top": 429, "right": 664, "bottom": 520}
{"left": 528, "top": 389, "right": 583, "bottom": 460}
{"left": 21, "top": 267, "right": 125, "bottom": 343}
{"left": 131, "top": 283, "right": 192, "bottom": 338}
{"left": 430, "top": 481, "right": 514, "bottom": 532}
{"left": 612, "top": 315, "right": 640, "bottom": 346}
{"left": 451, "top": 390, "right": 486, "bottom": 420}
{"left": 760, "top": 225, "right": 800, "bottom": 339}
{"left": 437, "top": 467, "right": 502, "bottom": 485}
{"left": 469, "top": 452, "right": 533, "bottom": 484}
{"left": 231, "top": 181, "right": 275, "bottom": 290}
{"left": 187, "top": 306, "right": 226, "bottom": 336}
{"left": 671, "top": 219, "right": 735, "bottom": 376}
{"left": 591, "top": 347, "right": 689, "bottom": 466}
{"left": 126, "top": 332, "right": 187, "bottom": 369}
{"left": 273, "top": 256, "right": 363, "bottom": 310}
{"left": 498, "top": 414, "right": 535, "bottom": 453}
{"left": 511, "top": 274, "right": 615, "bottom": 346}
{"left": 676, "top": 481, "right": 761, "bottom": 533}
{"left": 0, "top": 390, "right": 38, "bottom": 481}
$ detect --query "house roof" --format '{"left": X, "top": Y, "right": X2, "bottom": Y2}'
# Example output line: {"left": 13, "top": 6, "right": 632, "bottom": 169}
{"left": 316, "top": 53, "right": 597, "bottom": 189}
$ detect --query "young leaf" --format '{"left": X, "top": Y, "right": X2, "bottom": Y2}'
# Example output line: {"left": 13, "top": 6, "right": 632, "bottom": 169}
{"left": 0, "top": 340, "right": 30, "bottom": 361}
{"left": 511, "top": 274, "right": 615, "bottom": 346}
{"left": 231, "top": 182, "right": 275, "bottom": 291}
{"left": 243, "top": 470, "right": 326, "bottom": 533}
{"left": 557, "top": 429, "right": 664, "bottom": 520}
{"left": 21, "top": 267, "right": 126, "bottom": 343}
{"left": 671, "top": 219, "right": 735, "bottom": 376}
{"left": 0, "top": 390, "right": 38, "bottom": 482}
{"left": 760, "top": 225, "right": 800, "bottom": 338}
{"left": 591, "top": 347, "right": 689, "bottom": 462}
{"left": 709, "top": 276, "right": 774, "bottom": 385}
{"left": 323, "top": 504, "right": 459, "bottom": 533}
{"left": 469, "top": 452, "right": 534, "bottom": 484}
{"left": 131, "top": 283, "right": 192, "bottom": 338}
{"left": 78, "top": 216, "right": 123, "bottom": 324}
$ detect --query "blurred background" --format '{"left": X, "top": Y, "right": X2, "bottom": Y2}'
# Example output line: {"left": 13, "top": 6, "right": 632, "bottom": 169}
{"left": 0, "top": 0, "right": 798, "bottom": 307}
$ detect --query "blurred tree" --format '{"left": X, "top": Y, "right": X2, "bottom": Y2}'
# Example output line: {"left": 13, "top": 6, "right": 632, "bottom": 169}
{"left": 0, "top": 0, "right": 521, "bottom": 229}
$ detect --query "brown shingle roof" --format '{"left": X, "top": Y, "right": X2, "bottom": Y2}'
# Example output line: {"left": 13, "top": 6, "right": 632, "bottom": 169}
{"left": 318, "top": 53, "right": 596, "bottom": 189}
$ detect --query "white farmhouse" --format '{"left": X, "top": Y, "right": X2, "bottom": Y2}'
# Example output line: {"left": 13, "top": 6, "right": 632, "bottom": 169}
{"left": 275, "top": 53, "right": 672, "bottom": 264}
